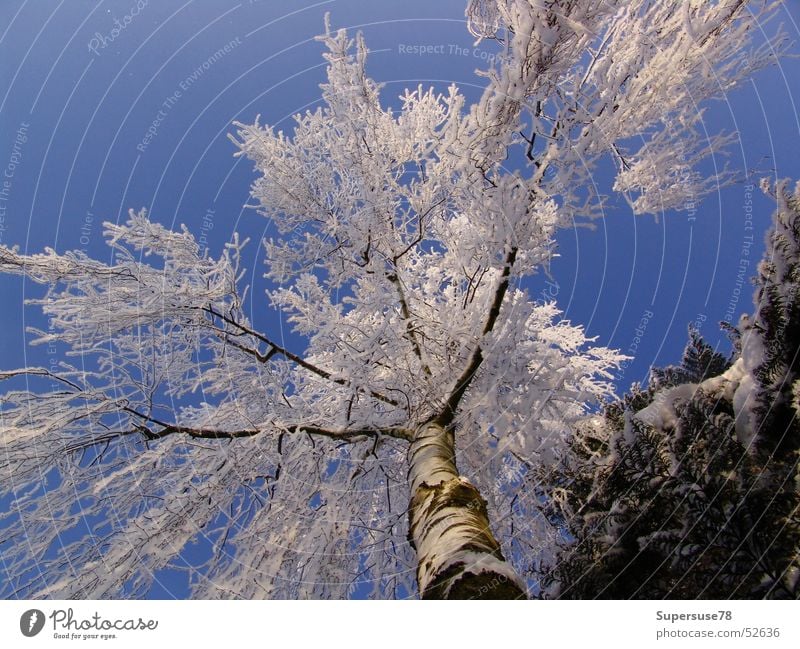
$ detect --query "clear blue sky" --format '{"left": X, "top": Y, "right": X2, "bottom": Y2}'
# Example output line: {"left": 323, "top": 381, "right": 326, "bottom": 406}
{"left": 1, "top": 0, "right": 799, "bottom": 597}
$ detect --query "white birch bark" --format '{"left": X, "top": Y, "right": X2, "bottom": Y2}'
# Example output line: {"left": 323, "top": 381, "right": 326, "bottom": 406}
{"left": 408, "top": 421, "right": 527, "bottom": 599}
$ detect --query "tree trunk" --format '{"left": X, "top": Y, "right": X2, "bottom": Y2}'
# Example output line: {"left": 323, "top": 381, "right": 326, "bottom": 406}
{"left": 407, "top": 421, "right": 527, "bottom": 599}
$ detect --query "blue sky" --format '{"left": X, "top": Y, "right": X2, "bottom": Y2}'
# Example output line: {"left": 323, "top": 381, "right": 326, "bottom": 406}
{"left": 1, "top": 0, "right": 799, "bottom": 597}
{"left": 1, "top": 0, "right": 799, "bottom": 386}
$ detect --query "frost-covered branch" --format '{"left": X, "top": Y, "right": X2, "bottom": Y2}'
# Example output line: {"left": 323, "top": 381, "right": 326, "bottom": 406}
{"left": 466, "top": 0, "right": 786, "bottom": 219}
{"left": 200, "top": 304, "right": 400, "bottom": 407}
{"left": 437, "top": 246, "right": 518, "bottom": 426}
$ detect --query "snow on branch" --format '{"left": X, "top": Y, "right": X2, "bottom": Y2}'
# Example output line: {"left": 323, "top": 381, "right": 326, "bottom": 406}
{"left": 464, "top": 0, "right": 786, "bottom": 219}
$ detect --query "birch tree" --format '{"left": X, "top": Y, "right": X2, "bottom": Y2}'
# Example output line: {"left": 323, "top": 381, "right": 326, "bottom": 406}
{"left": 0, "top": 1, "right": 785, "bottom": 598}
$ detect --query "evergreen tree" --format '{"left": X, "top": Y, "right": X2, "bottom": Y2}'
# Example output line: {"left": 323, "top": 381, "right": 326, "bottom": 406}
{"left": 540, "top": 181, "right": 800, "bottom": 599}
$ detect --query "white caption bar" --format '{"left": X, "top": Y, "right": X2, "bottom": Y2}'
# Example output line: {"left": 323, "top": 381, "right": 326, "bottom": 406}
{"left": 0, "top": 600, "right": 797, "bottom": 648}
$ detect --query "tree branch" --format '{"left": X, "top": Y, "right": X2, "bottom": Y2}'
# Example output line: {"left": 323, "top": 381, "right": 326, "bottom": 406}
{"left": 386, "top": 272, "right": 432, "bottom": 377}
{"left": 121, "top": 406, "right": 412, "bottom": 441}
{"left": 201, "top": 305, "right": 400, "bottom": 407}
{"left": 435, "top": 246, "right": 518, "bottom": 427}
{"left": 45, "top": 403, "right": 413, "bottom": 451}
{"left": 0, "top": 367, "right": 82, "bottom": 391}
